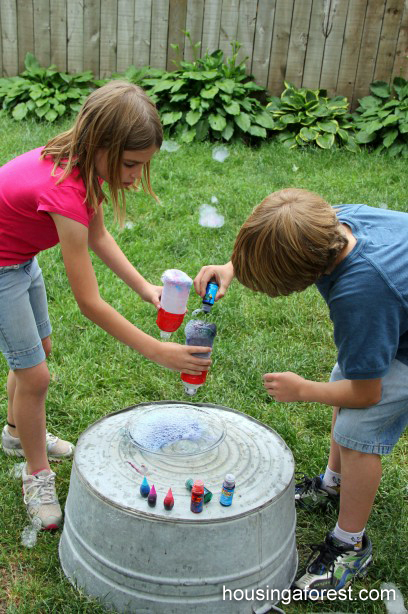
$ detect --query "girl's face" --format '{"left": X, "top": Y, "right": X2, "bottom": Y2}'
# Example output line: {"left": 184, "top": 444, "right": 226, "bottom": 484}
{"left": 94, "top": 145, "right": 158, "bottom": 186}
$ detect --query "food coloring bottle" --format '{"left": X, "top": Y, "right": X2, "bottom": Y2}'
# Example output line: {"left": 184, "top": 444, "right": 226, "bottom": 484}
{"left": 190, "top": 479, "right": 205, "bottom": 513}
{"left": 202, "top": 281, "right": 219, "bottom": 313}
{"left": 220, "top": 474, "right": 235, "bottom": 507}
{"left": 163, "top": 488, "right": 174, "bottom": 510}
{"left": 185, "top": 478, "right": 213, "bottom": 503}
{"left": 139, "top": 476, "right": 150, "bottom": 498}
{"left": 147, "top": 484, "right": 157, "bottom": 507}
{"left": 181, "top": 320, "right": 217, "bottom": 395}
{"left": 156, "top": 269, "right": 193, "bottom": 339}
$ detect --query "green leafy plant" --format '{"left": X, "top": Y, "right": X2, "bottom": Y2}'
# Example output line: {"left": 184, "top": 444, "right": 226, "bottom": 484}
{"left": 122, "top": 36, "right": 274, "bottom": 144}
{"left": 0, "top": 53, "right": 95, "bottom": 122}
{"left": 352, "top": 78, "right": 408, "bottom": 156}
{"left": 266, "top": 82, "right": 358, "bottom": 151}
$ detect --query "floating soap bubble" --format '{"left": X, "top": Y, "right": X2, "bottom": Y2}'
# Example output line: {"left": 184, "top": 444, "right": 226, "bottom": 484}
{"left": 21, "top": 516, "right": 42, "bottom": 548}
{"left": 10, "top": 462, "right": 25, "bottom": 478}
{"left": 199, "top": 204, "right": 225, "bottom": 228}
{"left": 212, "top": 146, "right": 229, "bottom": 162}
{"left": 211, "top": 195, "right": 219, "bottom": 204}
{"left": 161, "top": 140, "right": 180, "bottom": 152}
{"left": 124, "top": 221, "right": 134, "bottom": 229}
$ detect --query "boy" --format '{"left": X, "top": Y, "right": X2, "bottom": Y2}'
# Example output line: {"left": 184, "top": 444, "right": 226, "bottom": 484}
{"left": 194, "top": 188, "right": 408, "bottom": 596}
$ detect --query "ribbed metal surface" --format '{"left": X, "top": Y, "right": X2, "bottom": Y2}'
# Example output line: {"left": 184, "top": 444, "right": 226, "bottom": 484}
{"left": 59, "top": 402, "right": 297, "bottom": 613}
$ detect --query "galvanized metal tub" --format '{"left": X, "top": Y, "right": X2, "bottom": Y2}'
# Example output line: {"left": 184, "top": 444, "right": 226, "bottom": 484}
{"left": 59, "top": 401, "right": 297, "bottom": 613}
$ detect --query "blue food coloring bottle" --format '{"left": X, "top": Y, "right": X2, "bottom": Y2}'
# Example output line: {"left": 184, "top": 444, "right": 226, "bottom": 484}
{"left": 202, "top": 281, "right": 219, "bottom": 313}
{"left": 220, "top": 474, "right": 235, "bottom": 506}
{"left": 140, "top": 476, "right": 150, "bottom": 498}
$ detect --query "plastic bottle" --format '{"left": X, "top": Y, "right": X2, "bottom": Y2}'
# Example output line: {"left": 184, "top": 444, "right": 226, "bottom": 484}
{"left": 202, "top": 281, "right": 219, "bottom": 313}
{"left": 185, "top": 478, "right": 213, "bottom": 503}
{"left": 190, "top": 479, "right": 205, "bottom": 513}
{"left": 147, "top": 484, "right": 157, "bottom": 507}
{"left": 219, "top": 474, "right": 235, "bottom": 507}
{"left": 139, "top": 476, "right": 150, "bottom": 498}
{"left": 163, "top": 488, "right": 174, "bottom": 510}
{"left": 156, "top": 269, "right": 193, "bottom": 340}
{"left": 181, "top": 320, "right": 217, "bottom": 395}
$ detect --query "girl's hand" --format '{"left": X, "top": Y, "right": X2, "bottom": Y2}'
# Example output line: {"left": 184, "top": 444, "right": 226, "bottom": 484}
{"left": 263, "top": 372, "right": 306, "bottom": 402}
{"left": 139, "top": 283, "right": 162, "bottom": 309}
{"left": 194, "top": 261, "right": 234, "bottom": 301}
{"left": 155, "top": 343, "right": 212, "bottom": 373}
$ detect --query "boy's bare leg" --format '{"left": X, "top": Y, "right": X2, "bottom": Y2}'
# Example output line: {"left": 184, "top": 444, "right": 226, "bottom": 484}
{"left": 8, "top": 362, "right": 51, "bottom": 474}
{"left": 338, "top": 445, "right": 382, "bottom": 532}
{"left": 327, "top": 406, "right": 341, "bottom": 473}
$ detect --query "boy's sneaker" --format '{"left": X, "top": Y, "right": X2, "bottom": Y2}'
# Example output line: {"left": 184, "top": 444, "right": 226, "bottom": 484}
{"left": 295, "top": 473, "right": 340, "bottom": 510}
{"left": 2, "top": 425, "right": 74, "bottom": 461}
{"left": 294, "top": 532, "right": 372, "bottom": 598}
{"left": 22, "top": 463, "right": 62, "bottom": 530}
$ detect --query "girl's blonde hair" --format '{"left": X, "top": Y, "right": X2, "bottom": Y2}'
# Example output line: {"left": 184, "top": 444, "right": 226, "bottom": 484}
{"left": 231, "top": 188, "right": 348, "bottom": 297}
{"left": 41, "top": 80, "right": 163, "bottom": 225}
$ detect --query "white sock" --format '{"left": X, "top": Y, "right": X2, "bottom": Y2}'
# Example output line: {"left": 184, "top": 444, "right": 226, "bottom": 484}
{"left": 332, "top": 523, "right": 365, "bottom": 549}
{"left": 321, "top": 466, "right": 341, "bottom": 494}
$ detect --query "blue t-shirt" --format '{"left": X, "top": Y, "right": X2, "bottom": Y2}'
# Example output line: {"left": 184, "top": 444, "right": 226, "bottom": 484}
{"left": 316, "top": 204, "right": 408, "bottom": 380}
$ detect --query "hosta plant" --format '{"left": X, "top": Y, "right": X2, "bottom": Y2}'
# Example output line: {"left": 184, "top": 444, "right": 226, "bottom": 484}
{"left": 352, "top": 78, "right": 408, "bottom": 156}
{"left": 123, "top": 38, "right": 274, "bottom": 144}
{"left": 0, "top": 53, "right": 95, "bottom": 122}
{"left": 266, "top": 82, "right": 358, "bottom": 151}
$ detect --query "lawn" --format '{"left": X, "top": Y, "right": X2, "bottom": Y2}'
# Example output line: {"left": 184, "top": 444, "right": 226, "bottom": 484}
{"left": 0, "top": 114, "right": 407, "bottom": 614}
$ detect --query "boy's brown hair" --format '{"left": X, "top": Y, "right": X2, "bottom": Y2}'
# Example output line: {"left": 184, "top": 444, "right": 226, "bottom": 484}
{"left": 41, "top": 80, "right": 163, "bottom": 226}
{"left": 231, "top": 188, "right": 348, "bottom": 297}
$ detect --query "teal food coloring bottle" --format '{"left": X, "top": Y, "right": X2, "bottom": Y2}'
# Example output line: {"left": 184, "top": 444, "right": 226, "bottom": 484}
{"left": 202, "top": 281, "right": 219, "bottom": 313}
{"left": 220, "top": 474, "right": 235, "bottom": 506}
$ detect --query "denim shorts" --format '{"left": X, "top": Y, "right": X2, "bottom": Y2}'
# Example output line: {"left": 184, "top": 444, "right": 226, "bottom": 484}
{"left": 331, "top": 360, "right": 408, "bottom": 455}
{"left": 0, "top": 257, "right": 52, "bottom": 369}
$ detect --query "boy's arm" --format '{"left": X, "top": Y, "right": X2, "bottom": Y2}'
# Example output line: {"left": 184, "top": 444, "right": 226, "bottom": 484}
{"left": 263, "top": 371, "right": 382, "bottom": 408}
{"left": 87, "top": 205, "right": 162, "bottom": 308}
{"left": 194, "top": 261, "right": 234, "bottom": 300}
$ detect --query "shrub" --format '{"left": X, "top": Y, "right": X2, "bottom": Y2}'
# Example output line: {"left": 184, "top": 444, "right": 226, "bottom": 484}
{"left": 121, "top": 39, "right": 274, "bottom": 144}
{"left": 352, "top": 78, "right": 408, "bottom": 156}
{"left": 0, "top": 53, "right": 95, "bottom": 122}
{"left": 266, "top": 82, "right": 358, "bottom": 152}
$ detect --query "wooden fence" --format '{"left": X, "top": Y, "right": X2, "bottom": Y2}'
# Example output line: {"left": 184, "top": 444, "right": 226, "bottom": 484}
{"left": 0, "top": 0, "right": 407, "bottom": 107}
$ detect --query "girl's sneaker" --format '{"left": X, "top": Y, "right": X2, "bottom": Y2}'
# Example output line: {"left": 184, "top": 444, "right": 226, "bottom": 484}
{"left": 295, "top": 473, "right": 340, "bottom": 510}
{"left": 2, "top": 425, "right": 74, "bottom": 460}
{"left": 22, "top": 464, "right": 62, "bottom": 530}
{"left": 294, "top": 532, "right": 373, "bottom": 598}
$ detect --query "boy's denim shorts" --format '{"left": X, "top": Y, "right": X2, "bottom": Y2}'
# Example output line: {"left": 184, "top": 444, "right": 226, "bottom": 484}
{"left": 0, "top": 258, "right": 52, "bottom": 370}
{"left": 331, "top": 360, "right": 408, "bottom": 455}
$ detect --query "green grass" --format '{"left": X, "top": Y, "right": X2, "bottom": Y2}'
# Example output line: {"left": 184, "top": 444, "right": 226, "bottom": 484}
{"left": 0, "top": 115, "right": 407, "bottom": 613}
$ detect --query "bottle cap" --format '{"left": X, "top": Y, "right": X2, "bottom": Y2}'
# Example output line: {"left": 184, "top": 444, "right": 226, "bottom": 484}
{"left": 160, "top": 331, "right": 172, "bottom": 340}
{"left": 224, "top": 474, "right": 235, "bottom": 487}
{"left": 183, "top": 382, "right": 200, "bottom": 396}
{"left": 192, "top": 479, "right": 204, "bottom": 493}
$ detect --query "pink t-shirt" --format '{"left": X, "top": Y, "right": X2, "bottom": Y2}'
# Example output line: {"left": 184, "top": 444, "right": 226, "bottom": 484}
{"left": 0, "top": 147, "right": 98, "bottom": 265}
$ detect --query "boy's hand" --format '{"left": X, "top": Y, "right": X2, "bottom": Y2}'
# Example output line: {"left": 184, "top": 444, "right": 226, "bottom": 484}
{"left": 155, "top": 343, "right": 212, "bottom": 373}
{"left": 194, "top": 261, "right": 235, "bottom": 300}
{"left": 263, "top": 372, "right": 306, "bottom": 402}
{"left": 139, "top": 282, "right": 162, "bottom": 309}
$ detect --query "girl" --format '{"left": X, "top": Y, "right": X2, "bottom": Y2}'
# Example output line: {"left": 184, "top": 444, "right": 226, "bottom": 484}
{"left": 0, "top": 81, "right": 211, "bottom": 530}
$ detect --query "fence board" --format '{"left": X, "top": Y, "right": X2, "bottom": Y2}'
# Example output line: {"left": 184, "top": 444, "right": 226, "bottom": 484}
{"left": 84, "top": 0, "right": 101, "bottom": 76}
{"left": 17, "top": 0, "right": 33, "bottom": 72}
{"left": 117, "top": 0, "right": 134, "bottom": 72}
{"left": 50, "top": 0, "right": 67, "bottom": 71}
{"left": 134, "top": 0, "right": 152, "bottom": 68}
{"left": 167, "top": 0, "right": 187, "bottom": 70}
{"left": 67, "top": 0, "right": 84, "bottom": 72}
{"left": 267, "top": 0, "right": 294, "bottom": 94}
{"left": 202, "top": 0, "right": 222, "bottom": 54}
{"left": 1, "top": 0, "right": 18, "bottom": 76}
{"left": 237, "top": 0, "right": 258, "bottom": 71}
{"left": 100, "top": 0, "right": 117, "bottom": 77}
{"left": 184, "top": 0, "right": 204, "bottom": 61}
{"left": 219, "top": 0, "right": 239, "bottom": 59}
{"left": 336, "top": 0, "right": 368, "bottom": 104}
{"left": 320, "top": 0, "right": 349, "bottom": 96}
{"left": 285, "top": 0, "right": 313, "bottom": 87}
{"left": 354, "top": 0, "right": 387, "bottom": 102}
{"left": 150, "top": 0, "right": 169, "bottom": 70}
{"left": 302, "top": 0, "right": 326, "bottom": 89}
{"left": 393, "top": 0, "right": 408, "bottom": 77}
{"left": 252, "top": 0, "right": 276, "bottom": 85}
{"left": 33, "top": 0, "right": 51, "bottom": 68}
{"left": 373, "top": 0, "right": 403, "bottom": 81}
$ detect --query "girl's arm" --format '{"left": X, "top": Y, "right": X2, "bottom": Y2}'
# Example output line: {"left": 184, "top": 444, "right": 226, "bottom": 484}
{"left": 263, "top": 371, "right": 382, "bottom": 408}
{"left": 49, "top": 212, "right": 211, "bottom": 373}
{"left": 87, "top": 205, "right": 161, "bottom": 308}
